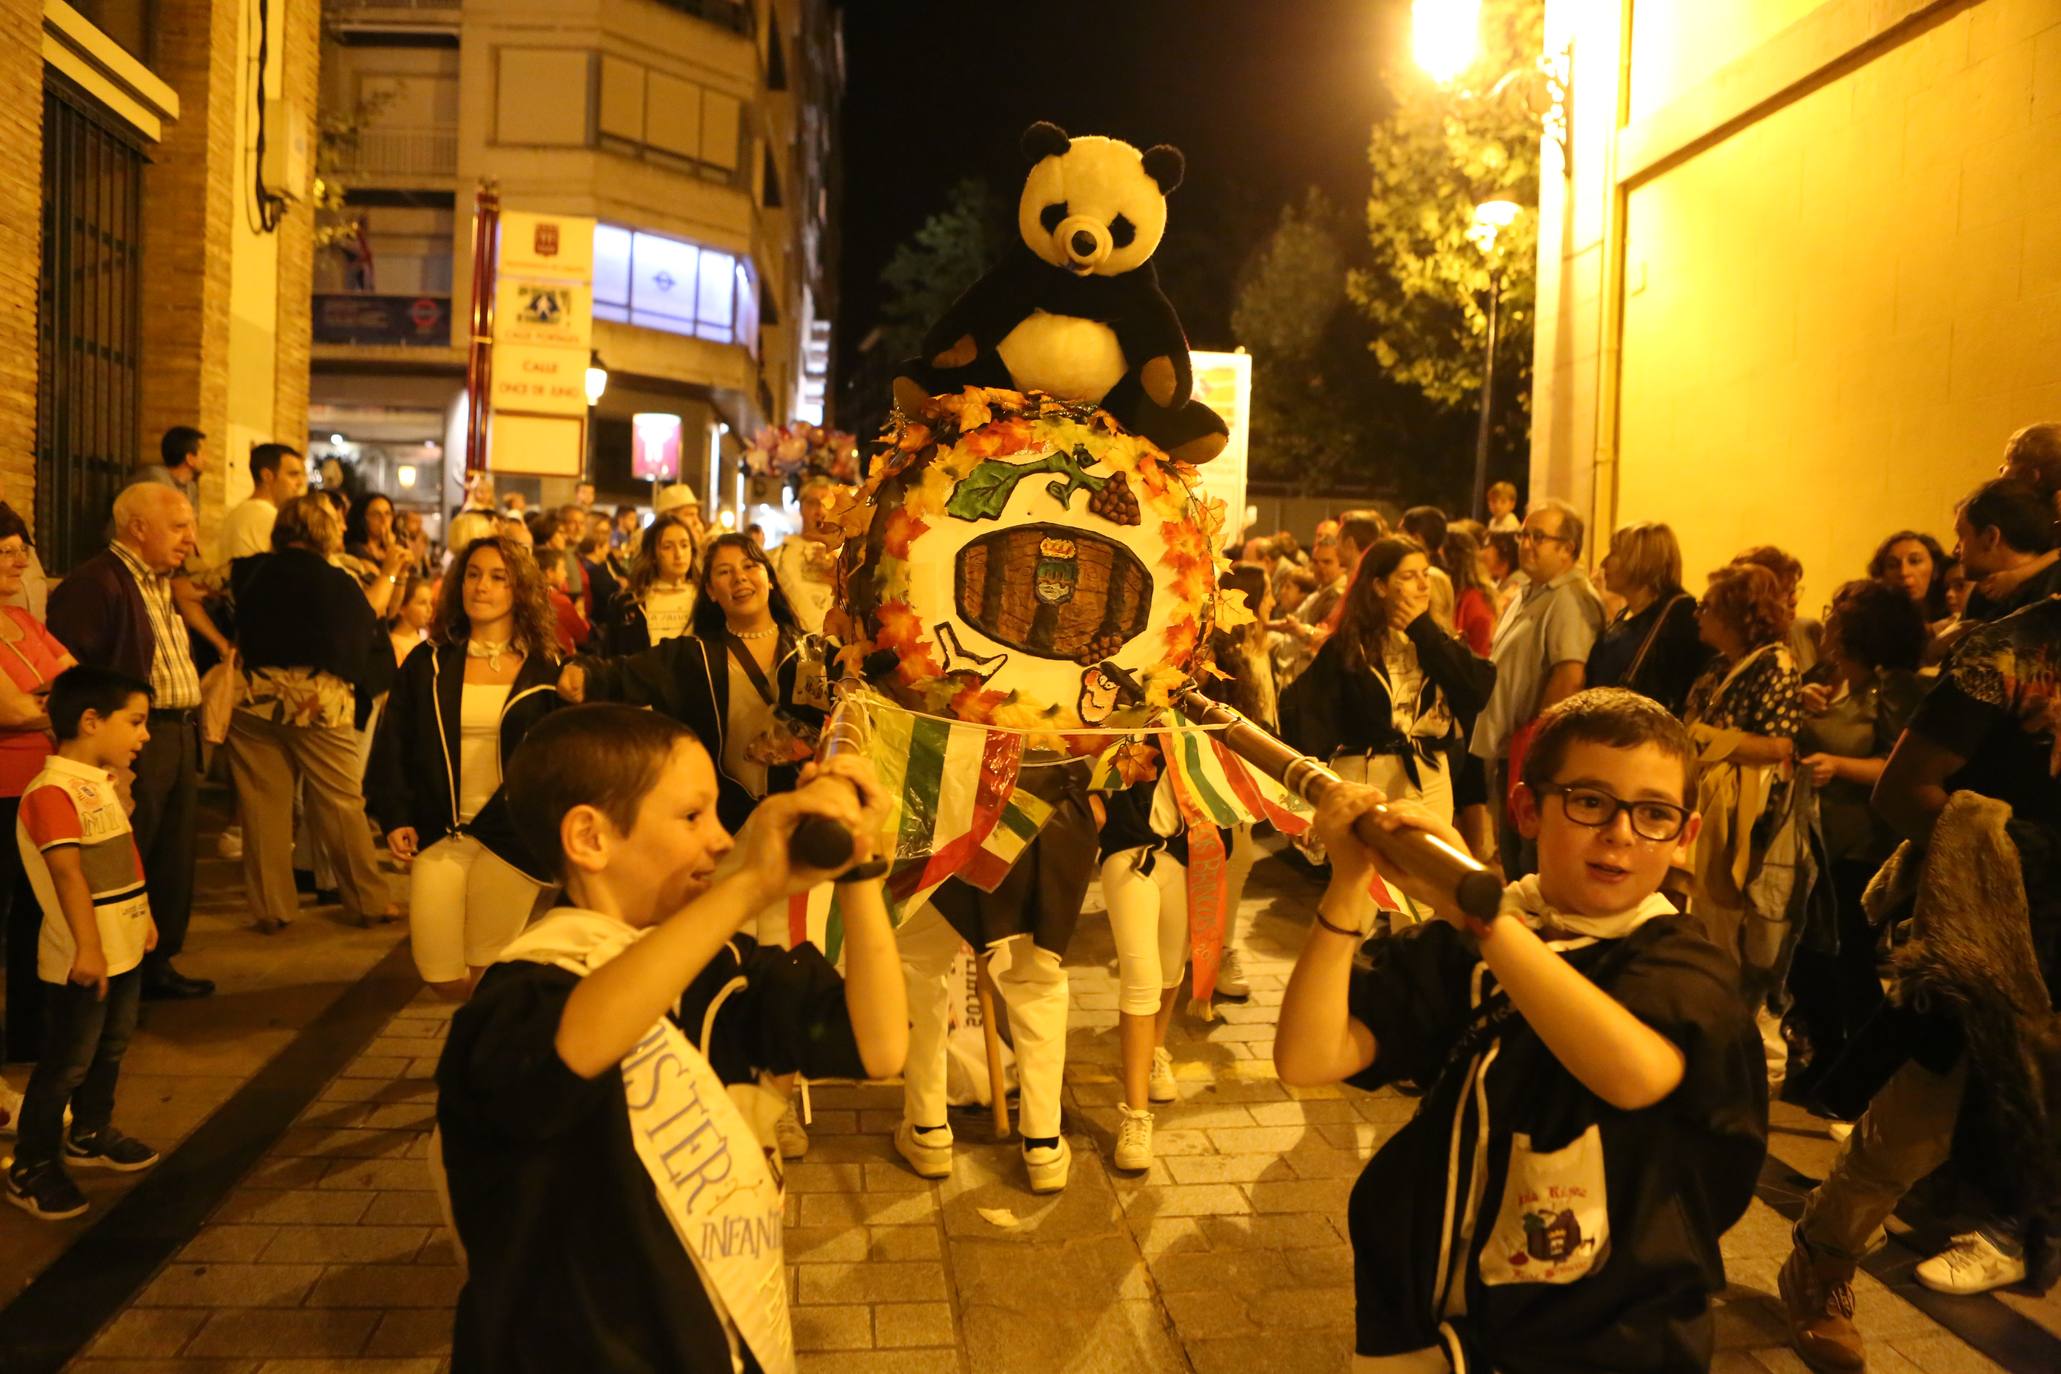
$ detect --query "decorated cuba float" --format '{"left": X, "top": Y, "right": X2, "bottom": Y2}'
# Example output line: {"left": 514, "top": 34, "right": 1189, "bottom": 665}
{"left": 836, "top": 385, "right": 1227, "bottom": 747}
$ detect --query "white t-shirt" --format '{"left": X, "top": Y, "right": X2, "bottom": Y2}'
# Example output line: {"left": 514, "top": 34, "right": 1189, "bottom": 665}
{"left": 456, "top": 682, "right": 511, "bottom": 824}
{"left": 643, "top": 585, "right": 695, "bottom": 645}
{"left": 221, "top": 497, "right": 279, "bottom": 561}
{"left": 18, "top": 755, "right": 152, "bottom": 982}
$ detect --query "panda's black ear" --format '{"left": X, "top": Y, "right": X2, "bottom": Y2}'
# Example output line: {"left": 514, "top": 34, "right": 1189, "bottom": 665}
{"left": 1141, "top": 144, "right": 1184, "bottom": 194}
{"left": 1022, "top": 121, "right": 1071, "bottom": 162}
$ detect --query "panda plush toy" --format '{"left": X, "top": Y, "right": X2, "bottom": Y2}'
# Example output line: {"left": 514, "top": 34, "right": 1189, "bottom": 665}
{"left": 893, "top": 121, "right": 1230, "bottom": 466}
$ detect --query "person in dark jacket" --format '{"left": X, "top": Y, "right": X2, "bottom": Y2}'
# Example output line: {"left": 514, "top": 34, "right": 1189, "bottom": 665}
{"left": 560, "top": 534, "right": 818, "bottom": 838}
{"left": 367, "top": 535, "right": 559, "bottom": 998}
{"left": 1277, "top": 689, "right": 1766, "bottom": 1373}
{"left": 1281, "top": 536, "right": 1495, "bottom": 903}
{"left": 225, "top": 496, "right": 397, "bottom": 933}
{"left": 1587, "top": 521, "right": 1709, "bottom": 716}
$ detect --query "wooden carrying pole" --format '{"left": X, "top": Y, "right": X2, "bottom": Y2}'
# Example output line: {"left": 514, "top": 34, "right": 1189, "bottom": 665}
{"left": 974, "top": 954, "right": 1011, "bottom": 1140}
{"left": 1101, "top": 664, "right": 1504, "bottom": 922}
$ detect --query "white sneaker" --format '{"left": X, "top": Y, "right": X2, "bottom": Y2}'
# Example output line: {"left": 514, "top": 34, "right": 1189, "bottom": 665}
{"left": 1113, "top": 1103, "right": 1154, "bottom": 1172}
{"left": 216, "top": 826, "right": 243, "bottom": 860}
{"left": 1149, "top": 1047, "right": 1178, "bottom": 1103}
{"left": 894, "top": 1122, "right": 954, "bottom": 1180}
{"left": 1022, "top": 1136, "right": 1071, "bottom": 1194}
{"left": 0, "top": 1079, "right": 20, "bottom": 1137}
{"left": 1915, "top": 1231, "right": 2026, "bottom": 1295}
{"left": 1215, "top": 947, "right": 1251, "bottom": 999}
{"left": 1825, "top": 1120, "right": 1854, "bottom": 1143}
{"left": 774, "top": 1105, "right": 809, "bottom": 1160}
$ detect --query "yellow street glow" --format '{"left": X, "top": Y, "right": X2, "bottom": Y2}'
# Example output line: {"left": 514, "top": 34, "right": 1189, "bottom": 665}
{"left": 1412, "top": 0, "right": 1481, "bottom": 84}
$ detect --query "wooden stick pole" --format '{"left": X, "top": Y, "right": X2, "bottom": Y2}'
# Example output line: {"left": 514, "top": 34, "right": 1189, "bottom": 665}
{"left": 974, "top": 951, "right": 1011, "bottom": 1141}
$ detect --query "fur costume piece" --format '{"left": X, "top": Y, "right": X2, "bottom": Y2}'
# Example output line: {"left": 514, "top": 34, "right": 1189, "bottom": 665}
{"left": 1866, "top": 790, "right": 2061, "bottom": 1286}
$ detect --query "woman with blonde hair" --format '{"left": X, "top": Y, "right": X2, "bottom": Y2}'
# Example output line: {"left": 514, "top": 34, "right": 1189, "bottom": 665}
{"left": 226, "top": 495, "right": 399, "bottom": 933}
{"left": 368, "top": 536, "right": 560, "bottom": 996}
{"left": 1587, "top": 521, "right": 1709, "bottom": 715}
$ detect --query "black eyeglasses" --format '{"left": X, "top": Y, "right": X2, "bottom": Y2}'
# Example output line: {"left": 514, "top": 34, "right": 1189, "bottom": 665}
{"left": 1533, "top": 783, "right": 1690, "bottom": 842}
{"left": 1517, "top": 528, "right": 1567, "bottom": 546}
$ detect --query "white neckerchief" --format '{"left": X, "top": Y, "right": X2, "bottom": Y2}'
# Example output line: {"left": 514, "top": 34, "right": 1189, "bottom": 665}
{"left": 1497, "top": 873, "right": 1677, "bottom": 941}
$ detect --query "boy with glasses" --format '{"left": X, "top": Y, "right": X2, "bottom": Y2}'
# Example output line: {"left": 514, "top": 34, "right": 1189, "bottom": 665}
{"left": 1277, "top": 687, "right": 1766, "bottom": 1372}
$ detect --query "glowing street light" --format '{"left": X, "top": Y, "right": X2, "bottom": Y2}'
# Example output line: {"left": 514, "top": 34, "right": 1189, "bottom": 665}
{"left": 1470, "top": 198, "right": 1522, "bottom": 252}
{"left": 584, "top": 351, "right": 609, "bottom": 408}
{"left": 1412, "top": 0, "right": 1481, "bottom": 84}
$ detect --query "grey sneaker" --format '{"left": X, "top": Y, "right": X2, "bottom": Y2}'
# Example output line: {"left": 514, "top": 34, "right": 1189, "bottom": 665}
{"left": 7, "top": 1160, "right": 88, "bottom": 1221}
{"left": 65, "top": 1127, "right": 160, "bottom": 1172}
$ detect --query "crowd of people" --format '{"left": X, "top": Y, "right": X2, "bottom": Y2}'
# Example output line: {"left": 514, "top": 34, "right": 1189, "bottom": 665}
{"left": 0, "top": 414, "right": 2054, "bottom": 1374}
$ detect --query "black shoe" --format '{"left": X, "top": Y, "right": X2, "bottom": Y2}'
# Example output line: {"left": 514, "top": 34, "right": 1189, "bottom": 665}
{"left": 141, "top": 963, "right": 215, "bottom": 1000}
{"left": 293, "top": 868, "right": 319, "bottom": 895}
{"left": 66, "top": 1126, "right": 160, "bottom": 1172}
{"left": 6, "top": 1160, "right": 88, "bottom": 1220}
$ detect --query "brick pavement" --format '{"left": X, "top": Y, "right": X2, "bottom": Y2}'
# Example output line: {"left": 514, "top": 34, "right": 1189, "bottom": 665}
{"left": 55, "top": 846, "right": 2058, "bottom": 1373}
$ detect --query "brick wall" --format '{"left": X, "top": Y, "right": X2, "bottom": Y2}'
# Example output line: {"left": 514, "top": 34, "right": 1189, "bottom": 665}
{"left": 270, "top": 0, "right": 317, "bottom": 449}
{"left": 139, "top": 0, "right": 238, "bottom": 534}
{"left": 0, "top": 0, "right": 43, "bottom": 522}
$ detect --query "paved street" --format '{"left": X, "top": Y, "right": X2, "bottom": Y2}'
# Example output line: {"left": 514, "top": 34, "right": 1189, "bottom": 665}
{"left": 4, "top": 816, "right": 2058, "bottom": 1373}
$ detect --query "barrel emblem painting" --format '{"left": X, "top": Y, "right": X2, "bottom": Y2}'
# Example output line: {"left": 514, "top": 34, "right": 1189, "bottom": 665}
{"left": 955, "top": 525, "right": 1153, "bottom": 665}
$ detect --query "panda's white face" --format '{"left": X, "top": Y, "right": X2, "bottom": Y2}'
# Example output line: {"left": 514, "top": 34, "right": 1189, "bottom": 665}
{"left": 1017, "top": 136, "right": 1170, "bottom": 278}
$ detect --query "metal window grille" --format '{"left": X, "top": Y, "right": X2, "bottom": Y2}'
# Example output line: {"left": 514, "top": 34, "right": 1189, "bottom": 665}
{"left": 36, "top": 75, "right": 145, "bottom": 574}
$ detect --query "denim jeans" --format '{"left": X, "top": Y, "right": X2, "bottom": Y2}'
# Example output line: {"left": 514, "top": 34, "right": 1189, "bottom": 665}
{"left": 14, "top": 968, "right": 142, "bottom": 1167}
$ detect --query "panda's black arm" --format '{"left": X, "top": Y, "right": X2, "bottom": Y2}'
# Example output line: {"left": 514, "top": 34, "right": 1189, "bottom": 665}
{"left": 1110, "top": 273, "right": 1195, "bottom": 407}
{"left": 918, "top": 256, "right": 1041, "bottom": 360}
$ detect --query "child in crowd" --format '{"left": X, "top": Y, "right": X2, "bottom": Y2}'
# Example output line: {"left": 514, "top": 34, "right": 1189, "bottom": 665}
{"left": 539, "top": 554, "right": 590, "bottom": 655}
{"left": 434, "top": 703, "right": 905, "bottom": 1372}
{"left": 1276, "top": 688, "right": 1767, "bottom": 1372}
{"left": 1485, "top": 480, "right": 1522, "bottom": 534}
{"left": 6, "top": 667, "right": 161, "bottom": 1221}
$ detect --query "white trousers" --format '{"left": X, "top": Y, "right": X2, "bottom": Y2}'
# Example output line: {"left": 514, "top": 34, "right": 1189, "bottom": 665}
{"left": 898, "top": 903, "right": 1068, "bottom": 1140}
{"left": 1102, "top": 848, "right": 1189, "bottom": 1016}
{"left": 1222, "top": 822, "right": 1257, "bottom": 953}
{"left": 407, "top": 833, "right": 548, "bottom": 983}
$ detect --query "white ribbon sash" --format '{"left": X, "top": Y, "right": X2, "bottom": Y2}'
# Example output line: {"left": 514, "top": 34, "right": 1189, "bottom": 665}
{"left": 499, "top": 909, "right": 796, "bottom": 1374}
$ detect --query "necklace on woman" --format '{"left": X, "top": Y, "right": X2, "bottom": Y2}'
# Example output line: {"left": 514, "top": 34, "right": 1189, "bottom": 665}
{"left": 467, "top": 637, "right": 514, "bottom": 670}
{"left": 732, "top": 625, "right": 778, "bottom": 641}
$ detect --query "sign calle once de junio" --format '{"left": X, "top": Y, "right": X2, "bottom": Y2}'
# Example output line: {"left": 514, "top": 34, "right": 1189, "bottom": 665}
{"left": 490, "top": 211, "right": 597, "bottom": 475}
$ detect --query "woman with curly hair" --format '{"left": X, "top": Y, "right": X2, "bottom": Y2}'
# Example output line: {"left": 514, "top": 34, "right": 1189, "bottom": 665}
{"left": 1869, "top": 529, "right": 1950, "bottom": 625}
{"left": 1684, "top": 561, "right": 1805, "bottom": 1075}
{"left": 604, "top": 513, "right": 698, "bottom": 655}
{"left": 368, "top": 535, "right": 560, "bottom": 997}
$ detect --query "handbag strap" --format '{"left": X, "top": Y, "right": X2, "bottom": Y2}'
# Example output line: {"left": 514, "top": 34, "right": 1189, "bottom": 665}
{"left": 1622, "top": 593, "right": 1689, "bottom": 688}
{"left": 723, "top": 633, "right": 779, "bottom": 707}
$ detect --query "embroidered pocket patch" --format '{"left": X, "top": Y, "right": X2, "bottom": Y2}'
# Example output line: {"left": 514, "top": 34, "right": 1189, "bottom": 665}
{"left": 1478, "top": 1126, "right": 1610, "bottom": 1285}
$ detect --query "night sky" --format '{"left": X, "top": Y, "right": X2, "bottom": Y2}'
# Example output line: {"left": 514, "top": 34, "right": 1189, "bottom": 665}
{"left": 833, "top": 0, "right": 1404, "bottom": 376}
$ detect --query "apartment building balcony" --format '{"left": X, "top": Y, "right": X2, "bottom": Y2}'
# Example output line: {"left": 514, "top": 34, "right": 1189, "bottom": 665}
{"left": 333, "top": 125, "right": 459, "bottom": 183}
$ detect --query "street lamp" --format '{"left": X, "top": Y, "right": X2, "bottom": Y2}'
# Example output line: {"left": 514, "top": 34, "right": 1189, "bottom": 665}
{"left": 1412, "top": 0, "right": 1481, "bottom": 84}
{"left": 1469, "top": 199, "right": 1522, "bottom": 521}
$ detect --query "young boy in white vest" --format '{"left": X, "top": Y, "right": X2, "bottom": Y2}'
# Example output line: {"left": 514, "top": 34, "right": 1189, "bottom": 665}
{"left": 1276, "top": 688, "right": 1768, "bottom": 1372}
{"left": 434, "top": 703, "right": 905, "bottom": 1373}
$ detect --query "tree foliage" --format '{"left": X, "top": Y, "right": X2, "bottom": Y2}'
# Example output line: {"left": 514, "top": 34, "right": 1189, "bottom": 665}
{"left": 875, "top": 178, "right": 1011, "bottom": 365}
{"left": 1349, "top": 0, "right": 1543, "bottom": 416}
{"left": 1232, "top": 189, "right": 1364, "bottom": 492}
